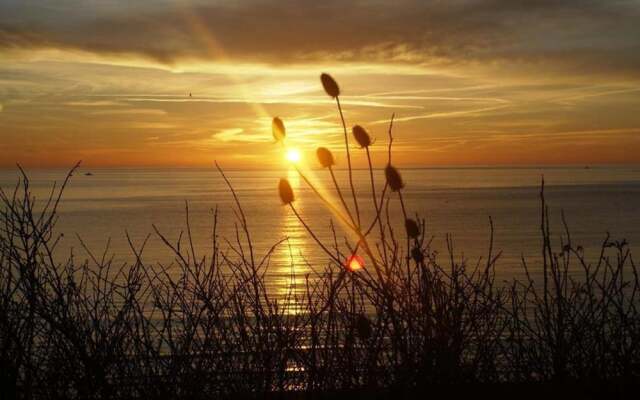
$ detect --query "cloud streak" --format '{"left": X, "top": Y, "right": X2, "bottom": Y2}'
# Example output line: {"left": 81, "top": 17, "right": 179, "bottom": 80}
{"left": 1, "top": 0, "right": 640, "bottom": 77}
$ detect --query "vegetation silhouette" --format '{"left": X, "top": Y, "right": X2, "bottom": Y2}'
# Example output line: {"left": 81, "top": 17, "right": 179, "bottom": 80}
{"left": 1, "top": 75, "right": 639, "bottom": 399}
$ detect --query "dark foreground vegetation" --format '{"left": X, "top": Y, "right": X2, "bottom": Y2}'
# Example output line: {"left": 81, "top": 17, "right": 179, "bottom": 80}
{"left": 2, "top": 75, "right": 639, "bottom": 399}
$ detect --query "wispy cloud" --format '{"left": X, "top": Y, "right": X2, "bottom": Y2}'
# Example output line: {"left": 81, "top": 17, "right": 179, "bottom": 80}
{"left": 213, "top": 128, "right": 264, "bottom": 143}
{"left": 123, "top": 96, "right": 421, "bottom": 109}
{"left": 371, "top": 105, "right": 511, "bottom": 124}
{"left": 128, "top": 122, "right": 175, "bottom": 130}
{"left": 551, "top": 86, "right": 640, "bottom": 106}
{"left": 65, "top": 100, "right": 124, "bottom": 107}
{"left": 89, "top": 108, "right": 167, "bottom": 116}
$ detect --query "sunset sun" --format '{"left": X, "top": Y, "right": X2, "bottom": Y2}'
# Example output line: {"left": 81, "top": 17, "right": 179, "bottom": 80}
{"left": 285, "top": 148, "right": 302, "bottom": 164}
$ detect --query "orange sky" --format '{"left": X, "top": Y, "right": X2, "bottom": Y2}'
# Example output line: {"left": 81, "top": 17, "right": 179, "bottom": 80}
{"left": 1, "top": 1, "right": 640, "bottom": 168}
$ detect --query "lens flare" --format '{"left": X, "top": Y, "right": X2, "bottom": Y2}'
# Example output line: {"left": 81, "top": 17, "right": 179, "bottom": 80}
{"left": 346, "top": 254, "right": 365, "bottom": 272}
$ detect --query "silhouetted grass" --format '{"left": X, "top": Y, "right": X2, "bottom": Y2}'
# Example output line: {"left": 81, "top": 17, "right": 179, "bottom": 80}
{"left": 1, "top": 74, "right": 639, "bottom": 399}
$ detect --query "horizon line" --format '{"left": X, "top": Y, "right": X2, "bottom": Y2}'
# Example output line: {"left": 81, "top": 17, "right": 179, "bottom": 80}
{"left": 2, "top": 163, "right": 639, "bottom": 172}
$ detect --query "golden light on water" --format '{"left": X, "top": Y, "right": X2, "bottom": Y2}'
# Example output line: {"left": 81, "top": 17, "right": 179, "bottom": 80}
{"left": 275, "top": 168, "right": 307, "bottom": 314}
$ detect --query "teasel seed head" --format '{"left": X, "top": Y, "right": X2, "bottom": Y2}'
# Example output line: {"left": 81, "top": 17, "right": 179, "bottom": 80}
{"left": 411, "top": 247, "right": 424, "bottom": 263}
{"left": 352, "top": 125, "right": 372, "bottom": 148}
{"left": 385, "top": 164, "right": 405, "bottom": 192}
{"left": 405, "top": 218, "right": 420, "bottom": 239}
{"left": 320, "top": 73, "right": 340, "bottom": 98}
{"left": 316, "top": 147, "right": 335, "bottom": 168}
{"left": 278, "top": 178, "right": 295, "bottom": 204}
{"left": 272, "top": 117, "right": 286, "bottom": 142}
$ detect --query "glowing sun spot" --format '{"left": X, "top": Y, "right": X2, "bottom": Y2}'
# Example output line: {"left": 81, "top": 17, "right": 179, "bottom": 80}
{"left": 346, "top": 254, "right": 365, "bottom": 272}
{"left": 286, "top": 148, "right": 302, "bottom": 163}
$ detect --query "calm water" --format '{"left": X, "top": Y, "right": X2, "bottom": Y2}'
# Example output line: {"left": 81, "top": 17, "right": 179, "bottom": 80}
{"left": 2, "top": 166, "right": 639, "bottom": 292}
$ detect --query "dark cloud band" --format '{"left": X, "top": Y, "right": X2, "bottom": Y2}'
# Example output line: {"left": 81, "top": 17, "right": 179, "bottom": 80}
{"left": 1, "top": 0, "right": 639, "bottom": 76}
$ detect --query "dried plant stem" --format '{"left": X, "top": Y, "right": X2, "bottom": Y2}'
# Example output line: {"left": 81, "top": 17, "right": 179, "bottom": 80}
{"left": 398, "top": 190, "right": 408, "bottom": 221}
{"left": 289, "top": 204, "right": 342, "bottom": 265}
{"left": 294, "top": 166, "right": 356, "bottom": 233}
{"left": 215, "top": 161, "right": 255, "bottom": 268}
{"left": 371, "top": 114, "right": 395, "bottom": 261}
{"left": 365, "top": 148, "right": 378, "bottom": 215}
{"left": 328, "top": 166, "right": 357, "bottom": 228}
{"left": 336, "top": 96, "right": 361, "bottom": 228}
{"left": 295, "top": 165, "right": 384, "bottom": 281}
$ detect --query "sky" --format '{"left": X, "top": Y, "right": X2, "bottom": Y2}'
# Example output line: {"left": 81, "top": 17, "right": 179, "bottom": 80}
{"left": 1, "top": 0, "right": 640, "bottom": 168}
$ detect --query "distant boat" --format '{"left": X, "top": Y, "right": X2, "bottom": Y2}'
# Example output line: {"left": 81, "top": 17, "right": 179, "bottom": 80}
{"left": 85, "top": 172, "right": 93, "bottom": 176}
{"left": 584, "top": 165, "right": 590, "bottom": 169}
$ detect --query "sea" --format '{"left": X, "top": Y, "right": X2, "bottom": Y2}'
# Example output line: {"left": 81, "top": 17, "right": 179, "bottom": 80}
{"left": 1, "top": 166, "right": 639, "bottom": 294}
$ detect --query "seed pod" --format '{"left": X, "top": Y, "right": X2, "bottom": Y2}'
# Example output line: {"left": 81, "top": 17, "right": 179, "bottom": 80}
{"left": 411, "top": 247, "right": 424, "bottom": 263}
{"left": 316, "top": 147, "right": 335, "bottom": 168}
{"left": 272, "top": 117, "right": 285, "bottom": 142}
{"left": 385, "top": 164, "right": 404, "bottom": 192}
{"left": 320, "top": 73, "right": 340, "bottom": 98}
{"left": 278, "top": 178, "right": 294, "bottom": 204}
{"left": 405, "top": 218, "right": 420, "bottom": 238}
{"left": 352, "top": 125, "right": 371, "bottom": 148}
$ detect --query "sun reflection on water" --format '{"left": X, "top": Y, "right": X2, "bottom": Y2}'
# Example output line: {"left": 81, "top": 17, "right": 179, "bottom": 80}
{"left": 273, "top": 168, "right": 310, "bottom": 314}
